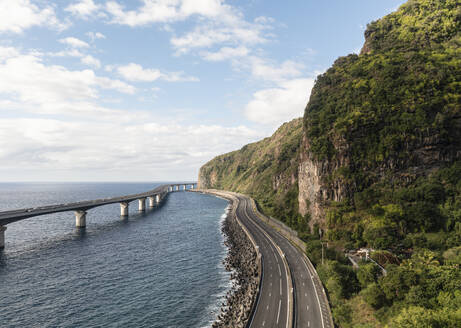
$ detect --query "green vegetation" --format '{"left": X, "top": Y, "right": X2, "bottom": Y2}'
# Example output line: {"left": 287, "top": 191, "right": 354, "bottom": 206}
{"left": 302, "top": 1, "right": 461, "bottom": 326}
{"left": 199, "top": 118, "right": 310, "bottom": 232}
{"left": 199, "top": 1, "right": 460, "bottom": 327}
{"left": 306, "top": 0, "right": 460, "bottom": 168}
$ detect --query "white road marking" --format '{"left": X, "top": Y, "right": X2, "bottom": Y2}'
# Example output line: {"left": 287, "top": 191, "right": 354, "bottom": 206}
{"left": 277, "top": 299, "right": 281, "bottom": 324}
{"left": 269, "top": 292, "right": 271, "bottom": 297}
{"left": 308, "top": 321, "right": 310, "bottom": 327}
{"left": 307, "top": 305, "right": 309, "bottom": 311}
{"left": 262, "top": 321, "right": 265, "bottom": 326}
{"left": 267, "top": 305, "right": 269, "bottom": 310}
{"left": 241, "top": 200, "right": 292, "bottom": 328}
{"left": 301, "top": 257, "right": 326, "bottom": 328}
{"left": 280, "top": 279, "right": 282, "bottom": 296}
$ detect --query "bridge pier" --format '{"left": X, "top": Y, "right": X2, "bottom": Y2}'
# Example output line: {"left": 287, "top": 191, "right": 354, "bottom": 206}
{"left": 0, "top": 225, "right": 6, "bottom": 249}
{"left": 148, "top": 196, "right": 155, "bottom": 208}
{"left": 155, "top": 194, "right": 160, "bottom": 203}
{"left": 138, "top": 198, "right": 146, "bottom": 211}
{"left": 75, "top": 211, "right": 87, "bottom": 228}
{"left": 120, "top": 202, "right": 129, "bottom": 216}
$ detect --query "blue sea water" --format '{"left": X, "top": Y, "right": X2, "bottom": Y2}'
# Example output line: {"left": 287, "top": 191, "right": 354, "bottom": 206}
{"left": 0, "top": 183, "right": 230, "bottom": 328}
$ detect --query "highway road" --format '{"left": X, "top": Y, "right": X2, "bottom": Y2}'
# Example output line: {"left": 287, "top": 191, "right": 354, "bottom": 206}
{"left": 234, "top": 193, "right": 330, "bottom": 328}
{"left": 235, "top": 195, "right": 291, "bottom": 328}
{"left": 242, "top": 199, "right": 330, "bottom": 328}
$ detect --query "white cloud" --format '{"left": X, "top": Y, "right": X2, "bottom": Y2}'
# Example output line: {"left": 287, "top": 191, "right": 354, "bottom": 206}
{"left": 117, "top": 63, "right": 198, "bottom": 82}
{"left": 0, "top": 47, "right": 20, "bottom": 60}
{"left": 254, "top": 16, "right": 275, "bottom": 24}
{"left": 104, "top": 64, "right": 115, "bottom": 72}
{"left": 249, "top": 58, "right": 304, "bottom": 82}
{"left": 96, "top": 76, "right": 135, "bottom": 94}
{"left": 118, "top": 63, "right": 162, "bottom": 82}
{"left": 244, "top": 78, "right": 315, "bottom": 126}
{"left": 0, "top": 46, "right": 135, "bottom": 117}
{"left": 201, "top": 46, "right": 249, "bottom": 61}
{"left": 105, "top": 0, "right": 234, "bottom": 26}
{"left": 171, "top": 20, "right": 270, "bottom": 55}
{"left": 106, "top": 0, "right": 179, "bottom": 26}
{"left": 48, "top": 48, "right": 85, "bottom": 58}
{"left": 0, "top": 0, "right": 65, "bottom": 33}
{"left": 180, "top": 0, "right": 233, "bottom": 19}
{"left": 81, "top": 55, "right": 101, "bottom": 68}
{"left": 65, "top": 0, "right": 100, "bottom": 18}
{"left": 0, "top": 118, "right": 264, "bottom": 180}
{"left": 104, "top": 0, "right": 272, "bottom": 57}
{"left": 86, "top": 31, "right": 106, "bottom": 41}
{"left": 59, "top": 37, "right": 90, "bottom": 48}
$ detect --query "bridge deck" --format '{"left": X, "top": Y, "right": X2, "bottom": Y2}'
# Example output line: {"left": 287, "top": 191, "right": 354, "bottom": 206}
{"left": 0, "top": 183, "right": 194, "bottom": 225}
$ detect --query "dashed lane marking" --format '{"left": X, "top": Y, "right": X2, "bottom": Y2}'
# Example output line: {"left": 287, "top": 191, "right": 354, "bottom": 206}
{"left": 277, "top": 299, "right": 281, "bottom": 324}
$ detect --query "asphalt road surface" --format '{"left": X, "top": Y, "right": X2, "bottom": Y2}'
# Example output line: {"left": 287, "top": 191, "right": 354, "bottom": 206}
{"left": 235, "top": 195, "right": 290, "bottom": 328}
{"left": 235, "top": 194, "right": 329, "bottom": 328}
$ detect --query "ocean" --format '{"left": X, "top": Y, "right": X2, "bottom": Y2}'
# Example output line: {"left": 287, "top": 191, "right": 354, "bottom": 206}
{"left": 0, "top": 182, "right": 230, "bottom": 328}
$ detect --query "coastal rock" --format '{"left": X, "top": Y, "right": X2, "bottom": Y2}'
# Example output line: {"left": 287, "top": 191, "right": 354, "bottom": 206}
{"left": 212, "top": 200, "right": 258, "bottom": 328}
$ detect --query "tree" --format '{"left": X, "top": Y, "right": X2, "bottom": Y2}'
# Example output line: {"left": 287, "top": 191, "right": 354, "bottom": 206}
{"left": 387, "top": 306, "right": 438, "bottom": 328}
{"left": 357, "top": 263, "right": 381, "bottom": 288}
{"left": 361, "top": 283, "right": 386, "bottom": 309}
{"left": 379, "top": 265, "right": 418, "bottom": 302}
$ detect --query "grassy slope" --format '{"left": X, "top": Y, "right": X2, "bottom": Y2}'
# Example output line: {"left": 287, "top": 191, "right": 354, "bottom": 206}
{"left": 199, "top": 118, "right": 309, "bottom": 231}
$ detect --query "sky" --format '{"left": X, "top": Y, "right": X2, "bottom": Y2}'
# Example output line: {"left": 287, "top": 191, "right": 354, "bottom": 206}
{"left": 0, "top": 0, "right": 406, "bottom": 182}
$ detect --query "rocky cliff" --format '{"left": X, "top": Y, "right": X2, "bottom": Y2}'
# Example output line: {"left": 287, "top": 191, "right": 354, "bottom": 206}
{"left": 299, "top": 0, "right": 461, "bottom": 230}
{"left": 199, "top": 0, "right": 461, "bottom": 241}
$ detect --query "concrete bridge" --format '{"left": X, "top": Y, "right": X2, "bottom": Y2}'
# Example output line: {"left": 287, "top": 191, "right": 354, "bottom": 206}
{"left": 0, "top": 183, "right": 197, "bottom": 249}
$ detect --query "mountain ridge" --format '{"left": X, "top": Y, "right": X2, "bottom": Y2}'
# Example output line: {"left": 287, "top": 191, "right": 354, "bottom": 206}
{"left": 199, "top": 1, "right": 461, "bottom": 326}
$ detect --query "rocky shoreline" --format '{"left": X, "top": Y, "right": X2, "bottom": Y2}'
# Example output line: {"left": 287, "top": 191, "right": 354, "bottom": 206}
{"left": 212, "top": 200, "right": 259, "bottom": 328}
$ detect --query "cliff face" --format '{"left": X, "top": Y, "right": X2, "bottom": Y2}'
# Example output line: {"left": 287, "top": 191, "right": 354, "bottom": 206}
{"left": 298, "top": 136, "right": 349, "bottom": 226}
{"left": 199, "top": 118, "right": 308, "bottom": 230}
{"left": 199, "top": 0, "right": 461, "bottom": 240}
{"left": 299, "top": 0, "right": 461, "bottom": 228}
